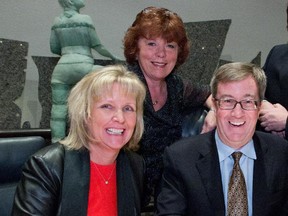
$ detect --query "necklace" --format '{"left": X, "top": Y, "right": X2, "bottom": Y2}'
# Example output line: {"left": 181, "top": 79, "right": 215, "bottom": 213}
{"left": 152, "top": 100, "right": 158, "bottom": 106}
{"left": 92, "top": 161, "right": 116, "bottom": 185}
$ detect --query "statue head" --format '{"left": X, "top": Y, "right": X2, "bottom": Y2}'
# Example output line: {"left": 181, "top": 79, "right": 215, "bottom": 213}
{"left": 58, "top": 0, "right": 85, "bottom": 10}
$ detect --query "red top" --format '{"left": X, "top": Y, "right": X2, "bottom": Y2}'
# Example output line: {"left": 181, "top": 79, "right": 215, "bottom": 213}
{"left": 87, "top": 161, "right": 117, "bottom": 216}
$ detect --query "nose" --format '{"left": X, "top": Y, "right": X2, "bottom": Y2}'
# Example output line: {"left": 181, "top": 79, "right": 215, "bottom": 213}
{"left": 231, "top": 103, "right": 244, "bottom": 117}
{"left": 156, "top": 45, "right": 166, "bottom": 58}
{"left": 112, "top": 109, "right": 125, "bottom": 123}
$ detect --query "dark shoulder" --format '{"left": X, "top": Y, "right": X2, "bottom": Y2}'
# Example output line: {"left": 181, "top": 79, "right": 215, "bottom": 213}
{"left": 167, "top": 131, "right": 215, "bottom": 156}
{"left": 27, "top": 143, "right": 66, "bottom": 171}
{"left": 32, "top": 143, "right": 65, "bottom": 159}
{"left": 254, "top": 132, "right": 288, "bottom": 168}
{"left": 254, "top": 131, "right": 288, "bottom": 152}
{"left": 269, "top": 44, "right": 288, "bottom": 55}
{"left": 254, "top": 131, "right": 288, "bottom": 144}
{"left": 273, "top": 44, "right": 288, "bottom": 50}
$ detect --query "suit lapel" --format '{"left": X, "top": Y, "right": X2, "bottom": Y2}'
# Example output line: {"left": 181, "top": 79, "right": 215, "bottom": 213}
{"left": 252, "top": 134, "right": 269, "bottom": 215}
{"left": 60, "top": 147, "right": 90, "bottom": 216}
{"left": 195, "top": 132, "right": 273, "bottom": 216}
{"left": 196, "top": 132, "right": 225, "bottom": 216}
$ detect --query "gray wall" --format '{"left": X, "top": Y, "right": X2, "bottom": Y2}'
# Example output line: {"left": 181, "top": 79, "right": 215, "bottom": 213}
{"left": 0, "top": 0, "right": 287, "bottom": 127}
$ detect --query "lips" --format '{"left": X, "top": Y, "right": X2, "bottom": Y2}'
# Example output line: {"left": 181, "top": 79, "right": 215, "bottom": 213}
{"left": 229, "top": 121, "right": 245, "bottom": 127}
{"left": 107, "top": 128, "right": 124, "bottom": 135}
{"left": 152, "top": 61, "right": 167, "bottom": 67}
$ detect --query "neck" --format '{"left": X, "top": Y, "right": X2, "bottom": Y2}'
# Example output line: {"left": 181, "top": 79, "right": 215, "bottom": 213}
{"left": 62, "top": 9, "right": 79, "bottom": 18}
{"left": 89, "top": 144, "right": 119, "bottom": 165}
{"left": 148, "top": 81, "right": 167, "bottom": 108}
{"left": 64, "top": 7, "right": 79, "bottom": 13}
{"left": 146, "top": 78, "right": 166, "bottom": 95}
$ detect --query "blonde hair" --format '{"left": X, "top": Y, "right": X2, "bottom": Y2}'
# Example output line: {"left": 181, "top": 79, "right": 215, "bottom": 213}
{"left": 60, "top": 65, "right": 146, "bottom": 151}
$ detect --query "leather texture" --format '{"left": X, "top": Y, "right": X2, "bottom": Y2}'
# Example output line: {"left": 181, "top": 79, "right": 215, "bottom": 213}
{"left": 0, "top": 136, "right": 46, "bottom": 216}
{"left": 12, "top": 144, "right": 144, "bottom": 216}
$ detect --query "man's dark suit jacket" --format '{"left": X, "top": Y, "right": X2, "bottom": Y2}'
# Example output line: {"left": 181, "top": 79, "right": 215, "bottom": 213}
{"left": 12, "top": 143, "right": 144, "bottom": 216}
{"left": 263, "top": 44, "right": 288, "bottom": 140}
{"left": 157, "top": 130, "right": 288, "bottom": 216}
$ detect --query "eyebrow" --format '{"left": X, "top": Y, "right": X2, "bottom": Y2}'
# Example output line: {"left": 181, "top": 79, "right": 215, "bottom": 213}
{"left": 218, "top": 94, "right": 256, "bottom": 99}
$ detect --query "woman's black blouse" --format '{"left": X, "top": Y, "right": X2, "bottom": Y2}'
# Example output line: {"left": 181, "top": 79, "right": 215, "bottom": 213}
{"left": 127, "top": 63, "right": 211, "bottom": 200}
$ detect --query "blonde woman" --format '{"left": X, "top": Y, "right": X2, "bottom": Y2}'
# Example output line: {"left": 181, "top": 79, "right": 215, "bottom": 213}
{"left": 13, "top": 65, "right": 146, "bottom": 215}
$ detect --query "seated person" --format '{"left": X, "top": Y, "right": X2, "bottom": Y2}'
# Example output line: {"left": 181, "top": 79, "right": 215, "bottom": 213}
{"left": 12, "top": 65, "right": 146, "bottom": 215}
{"left": 156, "top": 62, "right": 288, "bottom": 216}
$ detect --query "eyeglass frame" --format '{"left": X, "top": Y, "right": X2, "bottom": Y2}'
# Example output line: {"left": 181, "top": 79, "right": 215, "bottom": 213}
{"left": 213, "top": 98, "right": 260, "bottom": 110}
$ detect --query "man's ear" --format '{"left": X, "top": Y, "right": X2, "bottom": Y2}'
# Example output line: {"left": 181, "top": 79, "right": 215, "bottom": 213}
{"left": 211, "top": 97, "right": 217, "bottom": 110}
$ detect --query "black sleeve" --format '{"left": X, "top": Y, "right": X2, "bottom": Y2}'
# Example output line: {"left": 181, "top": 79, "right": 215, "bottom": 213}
{"left": 12, "top": 145, "right": 64, "bottom": 216}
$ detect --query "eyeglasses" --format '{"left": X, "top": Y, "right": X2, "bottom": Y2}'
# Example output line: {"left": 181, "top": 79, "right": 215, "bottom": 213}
{"left": 214, "top": 98, "right": 259, "bottom": 110}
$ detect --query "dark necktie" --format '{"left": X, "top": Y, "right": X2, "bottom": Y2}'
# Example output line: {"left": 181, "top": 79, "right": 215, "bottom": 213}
{"left": 227, "top": 152, "right": 248, "bottom": 216}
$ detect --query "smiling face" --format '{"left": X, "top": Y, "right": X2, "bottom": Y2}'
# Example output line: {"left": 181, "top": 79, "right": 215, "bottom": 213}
{"left": 137, "top": 37, "right": 179, "bottom": 82}
{"left": 86, "top": 83, "right": 137, "bottom": 153}
{"left": 215, "top": 76, "right": 260, "bottom": 149}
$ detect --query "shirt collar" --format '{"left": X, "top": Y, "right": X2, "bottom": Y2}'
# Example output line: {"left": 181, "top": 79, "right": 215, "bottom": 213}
{"left": 215, "top": 129, "right": 257, "bottom": 163}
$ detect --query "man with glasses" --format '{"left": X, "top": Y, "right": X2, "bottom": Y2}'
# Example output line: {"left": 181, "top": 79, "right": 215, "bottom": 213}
{"left": 156, "top": 62, "right": 288, "bottom": 216}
